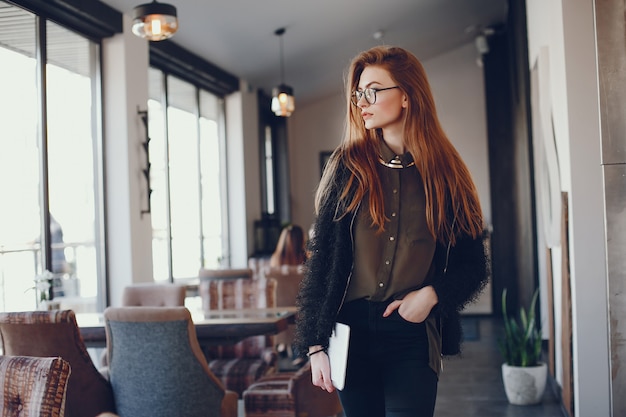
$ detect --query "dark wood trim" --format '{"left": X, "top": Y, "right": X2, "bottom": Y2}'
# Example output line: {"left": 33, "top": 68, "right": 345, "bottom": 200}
{"left": 483, "top": 29, "right": 519, "bottom": 314}
{"left": 483, "top": 0, "right": 538, "bottom": 316}
{"left": 8, "top": 0, "right": 122, "bottom": 39}
{"left": 150, "top": 41, "right": 239, "bottom": 98}
{"left": 560, "top": 192, "right": 574, "bottom": 417}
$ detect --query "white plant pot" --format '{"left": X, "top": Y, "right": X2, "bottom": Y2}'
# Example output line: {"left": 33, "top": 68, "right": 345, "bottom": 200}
{"left": 501, "top": 362, "right": 547, "bottom": 405}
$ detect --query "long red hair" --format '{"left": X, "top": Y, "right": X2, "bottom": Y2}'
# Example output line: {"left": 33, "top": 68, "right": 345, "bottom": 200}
{"left": 316, "top": 46, "right": 483, "bottom": 245}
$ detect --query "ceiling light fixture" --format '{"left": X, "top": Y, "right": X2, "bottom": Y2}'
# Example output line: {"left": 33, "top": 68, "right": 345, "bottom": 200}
{"left": 132, "top": 1, "right": 179, "bottom": 42}
{"left": 271, "top": 27, "right": 295, "bottom": 117}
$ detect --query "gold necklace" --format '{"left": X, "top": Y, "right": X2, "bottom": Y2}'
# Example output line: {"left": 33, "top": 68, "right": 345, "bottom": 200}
{"left": 378, "top": 155, "right": 415, "bottom": 169}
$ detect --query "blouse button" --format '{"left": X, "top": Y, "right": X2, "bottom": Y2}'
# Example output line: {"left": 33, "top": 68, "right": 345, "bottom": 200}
{"left": 391, "top": 212, "right": 396, "bottom": 217}
{"left": 385, "top": 260, "right": 390, "bottom": 265}
{"left": 389, "top": 236, "right": 395, "bottom": 241}
{"left": 378, "top": 282, "right": 384, "bottom": 288}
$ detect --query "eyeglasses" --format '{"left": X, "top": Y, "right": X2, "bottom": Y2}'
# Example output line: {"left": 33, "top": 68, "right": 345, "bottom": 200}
{"left": 350, "top": 86, "right": 400, "bottom": 106}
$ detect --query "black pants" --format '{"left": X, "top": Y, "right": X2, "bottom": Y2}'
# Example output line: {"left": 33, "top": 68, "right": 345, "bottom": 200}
{"left": 336, "top": 298, "right": 438, "bottom": 417}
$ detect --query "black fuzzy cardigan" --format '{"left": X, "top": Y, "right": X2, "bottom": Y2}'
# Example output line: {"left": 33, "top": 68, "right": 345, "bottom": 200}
{"left": 294, "top": 159, "right": 489, "bottom": 358}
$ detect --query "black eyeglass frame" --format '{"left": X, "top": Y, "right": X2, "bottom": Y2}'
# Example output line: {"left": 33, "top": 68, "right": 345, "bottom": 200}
{"left": 350, "top": 86, "right": 400, "bottom": 106}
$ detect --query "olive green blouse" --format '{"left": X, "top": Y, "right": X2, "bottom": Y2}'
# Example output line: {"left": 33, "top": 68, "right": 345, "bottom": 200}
{"left": 346, "top": 139, "right": 442, "bottom": 375}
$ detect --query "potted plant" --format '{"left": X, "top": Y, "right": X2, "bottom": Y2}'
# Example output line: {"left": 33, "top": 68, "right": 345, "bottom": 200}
{"left": 498, "top": 288, "right": 547, "bottom": 405}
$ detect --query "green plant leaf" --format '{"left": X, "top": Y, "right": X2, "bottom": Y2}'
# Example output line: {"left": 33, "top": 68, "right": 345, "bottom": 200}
{"left": 498, "top": 288, "right": 542, "bottom": 367}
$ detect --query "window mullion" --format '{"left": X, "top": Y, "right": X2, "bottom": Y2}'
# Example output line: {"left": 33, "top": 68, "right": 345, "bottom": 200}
{"left": 36, "top": 14, "right": 51, "bottom": 276}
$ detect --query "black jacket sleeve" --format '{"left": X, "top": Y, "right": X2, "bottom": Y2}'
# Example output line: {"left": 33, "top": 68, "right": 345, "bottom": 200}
{"left": 294, "top": 163, "right": 353, "bottom": 355}
{"left": 431, "top": 233, "right": 489, "bottom": 318}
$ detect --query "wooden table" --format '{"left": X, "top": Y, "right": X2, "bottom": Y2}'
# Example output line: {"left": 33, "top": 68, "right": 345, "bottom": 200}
{"left": 76, "top": 307, "right": 296, "bottom": 348}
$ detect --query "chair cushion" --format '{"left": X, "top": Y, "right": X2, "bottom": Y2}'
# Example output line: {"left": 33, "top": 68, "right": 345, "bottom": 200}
{"left": 0, "top": 355, "right": 71, "bottom": 417}
{"left": 208, "top": 358, "right": 272, "bottom": 397}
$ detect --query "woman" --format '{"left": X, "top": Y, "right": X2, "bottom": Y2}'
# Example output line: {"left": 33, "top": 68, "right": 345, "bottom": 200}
{"left": 269, "top": 224, "right": 307, "bottom": 267}
{"left": 294, "top": 46, "right": 489, "bottom": 417}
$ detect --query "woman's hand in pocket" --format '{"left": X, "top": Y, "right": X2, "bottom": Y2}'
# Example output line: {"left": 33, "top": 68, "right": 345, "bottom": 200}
{"left": 382, "top": 285, "right": 438, "bottom": 323}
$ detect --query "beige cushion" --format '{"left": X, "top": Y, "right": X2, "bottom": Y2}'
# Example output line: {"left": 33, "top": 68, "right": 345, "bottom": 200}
{"left": 122, "top": 283, "right": 186, "bottom": 306}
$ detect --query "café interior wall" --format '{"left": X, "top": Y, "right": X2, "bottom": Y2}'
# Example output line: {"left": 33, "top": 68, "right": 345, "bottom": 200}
{"left": 525, "top": 0, "right": 611, "bottom": 415}
{"left": 593, "top": 1, "right": 626, "bottom": 415}
{"left": 226, "top": 84, "right": 262, "bottom": 268}
{"left": 525, "top": 0, "right": 569, "bottom": 388}
{"left": 286, "top": 92, "right": 345, "bottom": 233}
{"left": 423, "top": 42, "right": 492, "bottom": 228}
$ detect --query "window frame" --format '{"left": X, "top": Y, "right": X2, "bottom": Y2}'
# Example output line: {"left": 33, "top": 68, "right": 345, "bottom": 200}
{"left": 0, "top": 0, "right": 108, "bottom": 311}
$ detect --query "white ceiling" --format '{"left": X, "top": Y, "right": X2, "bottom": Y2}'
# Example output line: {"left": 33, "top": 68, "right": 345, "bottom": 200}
{"left": 100, "top": 0, "right": 508, "bottom": 104}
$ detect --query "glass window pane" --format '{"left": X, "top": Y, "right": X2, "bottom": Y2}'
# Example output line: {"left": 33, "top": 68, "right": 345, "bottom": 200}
{"left": 0, "top": 4, "right": 104, "bottom": 312}
{"left": 199, "top": 90, "right": 223, "bottom": 267}
{"left": 45, "top": 20, "right": 100, "bottom": 308}
{"left": 148, "top": 68, "right": 169, "bottom": 283}
{"left": 149, "top": 67, "right": 228, "bottom": 281}
{"left": 0, "top": 4, "right": 41, "bottom": 311}
{"left": 167, "top": 76, "right": 201, "bottom": 279}
{"left": 264, "top": 125, "right": 276, "bottom": 215}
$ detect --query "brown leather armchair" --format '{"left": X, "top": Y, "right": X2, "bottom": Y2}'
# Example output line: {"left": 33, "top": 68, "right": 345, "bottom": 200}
{"left": 243, "top": 362, "right": 343, "bottom": 417}
{"left": 0, "top": 310, "right": 116, "bottom": 417}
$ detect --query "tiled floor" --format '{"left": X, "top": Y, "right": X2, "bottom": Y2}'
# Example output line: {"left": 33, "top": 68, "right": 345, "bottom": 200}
{"left": 239, "top": 316, "right": 566, "bottom": 417}
{"left": 434, "top": 316, "right": 565, "bottom": 417}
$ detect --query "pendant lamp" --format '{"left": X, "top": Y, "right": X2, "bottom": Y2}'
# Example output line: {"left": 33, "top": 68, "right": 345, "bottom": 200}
{"left": 271, "top": 28, "right": 295, "bottom": 117}
{"left": 132, "top": 1, "right": 178, "bottom": 41}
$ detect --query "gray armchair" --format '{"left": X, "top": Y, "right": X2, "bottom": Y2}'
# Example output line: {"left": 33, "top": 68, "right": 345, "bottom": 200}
{"left": 103, "top": 306, "right": 238, "bottom": 417}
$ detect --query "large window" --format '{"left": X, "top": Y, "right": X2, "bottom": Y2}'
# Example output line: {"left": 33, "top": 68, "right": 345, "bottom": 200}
{"left": 149, "top": 68, "right": 228, "bottom": 282}
{"left": 0, "top": 2, "right": 104, "bottom": 312}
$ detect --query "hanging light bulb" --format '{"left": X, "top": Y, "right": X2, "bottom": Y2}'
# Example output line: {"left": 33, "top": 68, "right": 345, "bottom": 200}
{"left": 272, "top": 84, "right": 295, "bottom": 117}
{"left": 132, "top": 1, "right": 178, "bottom": 42}
{"left": 271, "top": 28, "right": 295, "bottom": 117}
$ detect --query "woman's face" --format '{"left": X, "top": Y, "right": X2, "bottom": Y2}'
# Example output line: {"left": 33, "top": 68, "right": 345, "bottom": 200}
{"left": 355, "top": 65, "right": 406, "bottom": 132}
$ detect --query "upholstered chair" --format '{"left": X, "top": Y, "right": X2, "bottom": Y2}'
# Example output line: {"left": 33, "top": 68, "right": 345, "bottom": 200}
{"left": 121, "top": 282, "right": 186, "bottom": 307}
{"left": 0, "top": 310, "right": 116, "bottom": 417}
{"left": 98, "top": 282, "right": 189, "bottom": 369}
{"left": 247, "top": 257, "right": 271, "bottom": 278}
{"left": 0, "top": 355, "right": 71, "bottom": 417}
{"left": 199, "top": 277, "right": 278, "bottom": 396}
{"left": 260, "top": 265, "right": 304, "bottom": 355}
{"left": 243, "top": 362, "right": 343, "bottom": 417}
{"left": 199, "top": 267, "right": 254, "bottom": 281}
{"left": 103, "top": 306, "right": 238, "bottom": 417}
